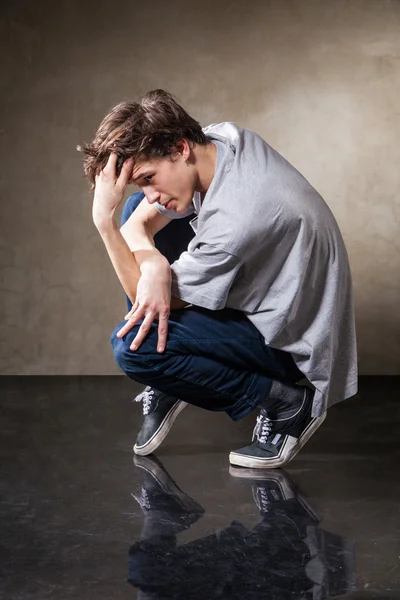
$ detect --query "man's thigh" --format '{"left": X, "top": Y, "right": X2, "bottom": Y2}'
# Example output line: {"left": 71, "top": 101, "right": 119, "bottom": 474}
{"left": 112, "top": 306, "right": 301, "bottom": 384}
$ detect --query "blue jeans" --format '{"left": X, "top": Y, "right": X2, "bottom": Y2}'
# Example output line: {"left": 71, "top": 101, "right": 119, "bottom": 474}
{"left": 111, "top": 192, "right": 302, "bottom": 420}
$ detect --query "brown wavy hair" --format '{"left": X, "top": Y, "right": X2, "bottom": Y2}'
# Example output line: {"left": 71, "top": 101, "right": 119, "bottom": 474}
{"left": 77, "top": 89, "right": 207, "bottom": 190}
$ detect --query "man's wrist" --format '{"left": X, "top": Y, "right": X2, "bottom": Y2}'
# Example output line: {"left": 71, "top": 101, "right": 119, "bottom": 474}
{"left": 138, "top": 251, "right": 170, "bottom": 275}
{"left": 93, "top": 211, "right": 116, "bottom": 234}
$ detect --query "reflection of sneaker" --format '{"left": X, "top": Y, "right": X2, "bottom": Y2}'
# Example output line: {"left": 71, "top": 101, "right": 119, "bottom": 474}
{"left": 230, "top": 467, "right": 295, "bottom": 506}
{"left": 132, "top": 454, "right": 204, "bottom": 528}
{"left": 229, "top": 466, "right": 321, "bottom": 523}
{"left": 133, "top": 387, "right": 187, "bottom": 455}
{"left": 229, "top": 386, "right": 326, "bottom": 469}
{"left": 232, "top": 467, "right": 356, "bottom": 600}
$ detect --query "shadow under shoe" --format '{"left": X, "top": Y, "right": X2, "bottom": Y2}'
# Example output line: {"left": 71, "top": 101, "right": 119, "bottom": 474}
{"left": 133, "top": 387, "right": 187, "bottom": 456}
{"left": 230, "top": 385, "right": 326, "bottom": 469}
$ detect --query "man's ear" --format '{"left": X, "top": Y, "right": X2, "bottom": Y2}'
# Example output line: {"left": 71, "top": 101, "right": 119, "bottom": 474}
{"left": 172, "top": 138, "right": 191, "bottom": 160}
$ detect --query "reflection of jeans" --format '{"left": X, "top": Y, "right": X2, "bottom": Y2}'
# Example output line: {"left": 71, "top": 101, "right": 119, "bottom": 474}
{"left": 111, "top": 192, "right": 302, "bottom": 421}
{"left": 130, "top": 520, "right": 314, "bottom": 600}
{"left": 130, "top": 517, "right": 355, "bottom": 600}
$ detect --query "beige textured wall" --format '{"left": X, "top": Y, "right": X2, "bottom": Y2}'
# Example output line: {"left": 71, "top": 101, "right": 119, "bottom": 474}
{"left": 1, "top": 0, "right": 399, "bottom": 375}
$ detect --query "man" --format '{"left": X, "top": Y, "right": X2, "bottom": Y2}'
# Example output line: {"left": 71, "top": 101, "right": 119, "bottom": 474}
{"left": 78, "top": 89, "right": 357, "bottom": 468}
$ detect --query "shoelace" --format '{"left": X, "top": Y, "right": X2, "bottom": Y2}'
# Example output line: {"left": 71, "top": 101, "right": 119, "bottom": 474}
{"left": 134, "top": 386, "right": 154, "bottom": 415}
{"left": 252, "top": 413, "right": 273, "bottom": 444}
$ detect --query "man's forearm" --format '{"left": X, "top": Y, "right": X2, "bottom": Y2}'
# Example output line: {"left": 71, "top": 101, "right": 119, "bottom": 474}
{"left": 121, "top": 222, "right": 188, "bottom": 309}
{"left": 96, "top": 214, "right": 188, "bottom": 311}
{"left": 120, "top": 218, "right": 169, "bottom": 274}
{"left": 95, "top": 216, "right": 142, "bottom": 305}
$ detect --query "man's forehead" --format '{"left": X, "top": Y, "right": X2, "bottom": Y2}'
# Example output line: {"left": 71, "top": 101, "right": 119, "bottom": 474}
{"left": 132, "top": 156, "right": 165, "bottom": 175}
{"left": 131, "top": 159, "right": 156, "bottom": 181}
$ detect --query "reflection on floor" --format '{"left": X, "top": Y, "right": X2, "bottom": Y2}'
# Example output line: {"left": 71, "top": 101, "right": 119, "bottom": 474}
{"left": 130, "top": 455, "right": 355, "bottom": 600}
{"left": 1, "top": 376, "right": 399, "bottom": 600}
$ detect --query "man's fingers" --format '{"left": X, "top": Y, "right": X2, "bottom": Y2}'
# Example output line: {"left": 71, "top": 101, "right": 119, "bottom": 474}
{"left": 117, "top": 306, "right": 145, "bottom": 337}
{"left": 103, "top": 152, "right": 118, "bottom": 176}
{"left": 116, "top": 157, "right": 134, "bottom": 187}
{"left": 130, "top": 312, "right": 155, "bottom": 351}
{"left": 117, "top": 305, "right": 168, "bottom": 351}
{"left": 116, "top": 318, "right": 136, "bottom": 337}
{"left": 125, "top": 301, "right": 138, "bottom": 320}
{"left": 157, "top": 311, "right": 169, "bottom": 353}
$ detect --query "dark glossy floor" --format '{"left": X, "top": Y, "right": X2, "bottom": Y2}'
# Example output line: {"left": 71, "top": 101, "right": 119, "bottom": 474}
{"left": 1, "top": 376, "right": 399, "bottom": 600}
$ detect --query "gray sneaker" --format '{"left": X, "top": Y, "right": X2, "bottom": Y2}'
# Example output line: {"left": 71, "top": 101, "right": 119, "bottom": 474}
{"left": 133, "top": 387, "right": 187, "bottom": 456}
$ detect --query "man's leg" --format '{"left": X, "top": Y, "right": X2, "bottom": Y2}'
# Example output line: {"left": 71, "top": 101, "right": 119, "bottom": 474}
{"left": 111, "top": 305, "right": 325, "bottom": 467}
{"left": 112, "top": 306, "right": 298, "bottom": 419}
{"left": 120, "top": 191, "right": 195, "bottom": 448}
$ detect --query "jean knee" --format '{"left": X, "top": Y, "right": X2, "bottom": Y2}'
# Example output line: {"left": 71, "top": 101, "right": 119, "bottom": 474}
{"left": 110, "top": 321, "right": 159, "bottom": 375}
{"left": 110, "top": 322, "right": 136, "bottom": 370}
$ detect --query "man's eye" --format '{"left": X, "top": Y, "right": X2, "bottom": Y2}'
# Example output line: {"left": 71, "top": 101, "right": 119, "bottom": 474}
{"left": 144, "top": 175, "right": 153, "bottom": 183}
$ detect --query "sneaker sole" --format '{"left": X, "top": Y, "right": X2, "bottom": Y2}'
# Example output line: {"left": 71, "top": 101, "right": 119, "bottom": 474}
{"left": 133, "top": 400, "right": 188, "bottom": 456}
{"left": 229, "top": 412, "right": 327, "bottom": 469}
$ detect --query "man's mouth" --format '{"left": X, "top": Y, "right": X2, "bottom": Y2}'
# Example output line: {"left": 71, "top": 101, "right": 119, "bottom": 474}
{"left": 164, "top": 200, "right": 174, "bottom": 210}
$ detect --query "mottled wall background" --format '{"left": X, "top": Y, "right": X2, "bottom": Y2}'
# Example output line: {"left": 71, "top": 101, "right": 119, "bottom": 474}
{"left": 1, "top": 0, "right": 399, "bottom": 375}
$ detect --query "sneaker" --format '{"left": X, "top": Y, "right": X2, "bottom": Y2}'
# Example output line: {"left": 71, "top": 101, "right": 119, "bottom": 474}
{"left": 229, "top": 386, "right": 326, "bottom": 469}
{"left": 133, "top": 386, "right": 187, "bottom": 456}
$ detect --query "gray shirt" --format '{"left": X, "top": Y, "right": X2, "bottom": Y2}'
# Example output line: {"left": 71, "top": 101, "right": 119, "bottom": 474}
{"left": 155, "top": 122, "right": 358, "bottom": 415}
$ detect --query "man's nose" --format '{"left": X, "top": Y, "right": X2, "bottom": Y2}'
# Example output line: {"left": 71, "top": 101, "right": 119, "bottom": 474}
{"left": 146, "top": 189, "right": 161, "bottom": 204}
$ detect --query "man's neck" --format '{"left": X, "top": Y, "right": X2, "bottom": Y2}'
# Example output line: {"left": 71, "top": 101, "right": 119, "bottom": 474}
{"left": 194, "top": 142, "right": 217, "bottom": 193}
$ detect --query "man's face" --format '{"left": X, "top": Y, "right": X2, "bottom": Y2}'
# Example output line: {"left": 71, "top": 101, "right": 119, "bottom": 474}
{"left": 129, "top": 153, "right": 197, "bottom": 215}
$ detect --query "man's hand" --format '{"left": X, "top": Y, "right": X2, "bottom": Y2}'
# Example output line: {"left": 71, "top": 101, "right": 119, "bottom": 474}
{"left": 93, "top": 153, "right": 134, "bottom": 228}
{"left": 116, "top": 255, "right": 172, "bottom": 353}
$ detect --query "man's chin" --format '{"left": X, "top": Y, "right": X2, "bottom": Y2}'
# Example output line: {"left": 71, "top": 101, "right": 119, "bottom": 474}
{"left": 174, "top": 201, "right": 192, "bottom": 215}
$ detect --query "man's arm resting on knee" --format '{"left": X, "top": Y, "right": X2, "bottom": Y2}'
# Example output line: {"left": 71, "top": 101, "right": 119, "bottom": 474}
{"left": 96, "top": 203, "right": 187, "bottom": 309}
{"left": 120, "top": 199, "right": 188, "bottom": 309}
